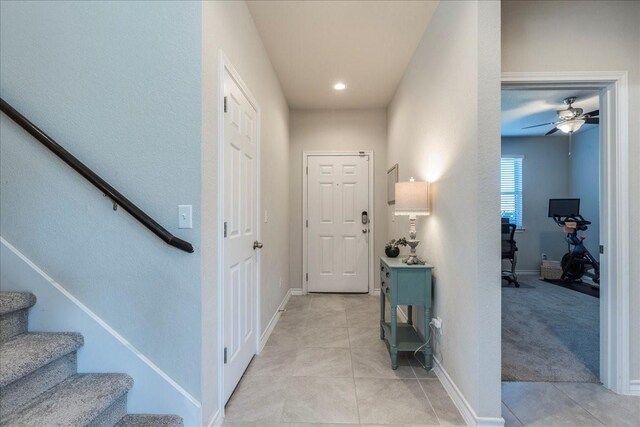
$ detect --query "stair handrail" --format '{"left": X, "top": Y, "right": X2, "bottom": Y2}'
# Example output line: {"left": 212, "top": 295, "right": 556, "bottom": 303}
{"left": 0, "top": 98, "right": 194, "bottom": 253}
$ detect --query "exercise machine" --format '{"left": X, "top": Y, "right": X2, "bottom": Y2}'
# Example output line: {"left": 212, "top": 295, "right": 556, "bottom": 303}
{"left": 548, "top": 198, "right": 600, "bottom": 284}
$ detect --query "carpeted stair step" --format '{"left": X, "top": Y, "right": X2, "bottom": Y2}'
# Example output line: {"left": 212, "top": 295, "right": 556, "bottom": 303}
{"left": 0, "top": 332, "right": 83, "bottom": 416}
{"left": 0, "top": 292, "right": 36, "bottom": 343}
{"left": 0, "top": 373, "right": 134, "bottom": 427}
{"left": 116, "top": 414, "right": 184, "bottom": 427}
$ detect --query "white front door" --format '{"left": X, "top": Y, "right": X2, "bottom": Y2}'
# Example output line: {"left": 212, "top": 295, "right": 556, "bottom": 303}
{"left": 223, "top": 69, "right": 259, "bottom": 403}
{"left": 307, "top": 155, "right": 370, "bottom": 293}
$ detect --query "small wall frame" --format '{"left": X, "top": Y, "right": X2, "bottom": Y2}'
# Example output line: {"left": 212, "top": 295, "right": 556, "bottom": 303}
{"left": 387, "top": 163, "right": 398, "bottom": 205}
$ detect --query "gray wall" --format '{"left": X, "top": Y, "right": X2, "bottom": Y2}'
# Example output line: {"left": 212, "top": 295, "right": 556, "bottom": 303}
{"left": 501, "top": 136, "right": 571, "bottom": 271}
{"left": 388, "top": 1, "right": 502, "bottom": 418}
{"left": 1, "top": 0, "right": 202, "bottom": 400}
{"left": 288, "top": 109, "right": 387, "bottom": 290}
{"left": 570, "top": 127, "right": 600, "bottom": 258}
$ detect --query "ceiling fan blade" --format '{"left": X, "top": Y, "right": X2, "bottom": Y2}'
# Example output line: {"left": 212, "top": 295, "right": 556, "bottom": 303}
{"left": 585, "top": 109, "right": 599, "bottom": 117}
{"left": 585, "top": 118, "right": 599, "bottom": 124}
{"left": 545, "top": 127, "right": 560, "bottom": 136}
{"left": 522, "top": 122, "right": 555, "bottom": 129}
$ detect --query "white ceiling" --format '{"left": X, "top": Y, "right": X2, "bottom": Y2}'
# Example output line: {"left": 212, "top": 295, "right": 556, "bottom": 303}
{"left": 247, "top": 1, "right": 438, "bottom": 109}
{"left": 502, "top": 89, "right": 600, "bottom": 137}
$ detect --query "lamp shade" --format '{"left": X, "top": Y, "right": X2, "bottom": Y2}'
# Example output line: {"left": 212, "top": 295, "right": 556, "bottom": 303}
{"left": 557, "top": 119, "right": 585, "bottom": 134}
{"left": 395, "top": 179, "right": 430, "bottom": 216}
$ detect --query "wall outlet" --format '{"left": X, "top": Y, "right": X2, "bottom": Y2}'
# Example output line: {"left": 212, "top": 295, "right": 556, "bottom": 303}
{"left": 431, "top": 317, "right": 443, "bottom": 335}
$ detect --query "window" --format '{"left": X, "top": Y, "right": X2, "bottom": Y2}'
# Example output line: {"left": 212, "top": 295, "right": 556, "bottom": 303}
{"left": 501, "top": 156, "right": 523, "bottom": 229}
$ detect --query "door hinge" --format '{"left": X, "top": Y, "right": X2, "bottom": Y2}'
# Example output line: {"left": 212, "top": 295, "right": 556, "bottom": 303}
{"left": 359, "top": 151, "right": 365, "bottom": 157}
{"left": 306, "top": 166, "right": 308, "bottom": 175}
{"left": 600, "top": 245, "right": 604, "bottom": 254}
{"left": 223, "top": 347, "right": 228, "bottom": 364}
{"left": 306, "top": 273, "right": 308, "bottom": 282}
{"left": 224, "top": 96, "right": 227, "bottom": 113}
{"left": 224, "top": 222, "right": 228, "bottom": 238}
{"left": 306, "top": 219, "right": 308, "bottom": 228}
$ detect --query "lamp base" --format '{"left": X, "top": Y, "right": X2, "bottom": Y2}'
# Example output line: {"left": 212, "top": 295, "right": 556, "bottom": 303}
{"left": 403, "top": 255, "right": 425, "bottom": 265}
{"left": 402, "top": 239, "right": 425, "bottom": 265}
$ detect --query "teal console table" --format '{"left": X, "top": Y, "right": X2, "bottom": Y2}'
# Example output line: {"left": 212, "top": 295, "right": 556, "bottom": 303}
{"left": 380, "top": 256, "right": 434, "bottom": 370}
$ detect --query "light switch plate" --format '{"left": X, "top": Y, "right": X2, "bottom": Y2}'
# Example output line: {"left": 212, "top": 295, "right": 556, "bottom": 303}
{"left": 178, "top": 205, "right": 192, "bottom": 229}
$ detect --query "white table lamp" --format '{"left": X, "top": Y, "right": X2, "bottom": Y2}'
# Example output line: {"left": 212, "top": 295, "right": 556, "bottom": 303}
{"left": 395, "top": 177, "right": 430, "bottom": 265}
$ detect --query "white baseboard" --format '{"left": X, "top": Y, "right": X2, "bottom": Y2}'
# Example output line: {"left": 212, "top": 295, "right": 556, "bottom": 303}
{"left": 433, "top": 359, "right": 504, "bottom": 427}
{"left": 259, "top": 288, "right": 295, "bottom": 351}
{"left": 371, "top": 288, "right": 380, "bottom": 296}
{"left": 290, "top": 287, "right": 303, "bottom": 296}
{"left": 630, "top": 380, "right": 640, "bottom": 396}
{"left": 515, "top": 270, "right": 540, "bottom": 276}
{"left": 0, "top": 237, "right": 201, "bottom": 426}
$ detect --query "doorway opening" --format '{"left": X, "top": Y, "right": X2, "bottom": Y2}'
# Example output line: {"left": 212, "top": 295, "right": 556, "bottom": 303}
{"left": 302, "top": 152, "right": 375, "bottom": 294}
{"left": 499, "top": 72, "right": 631, "bottom": 406}
{"left": 501, "top": 88, "right": 601, "bottom": 383}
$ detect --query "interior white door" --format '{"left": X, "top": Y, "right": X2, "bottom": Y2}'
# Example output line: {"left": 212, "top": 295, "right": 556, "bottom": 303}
{"left": 223, "top": 70, "right": 258, "bottom": 404}
{"left": 307, "top": 155, "right": 369, "bottom": 293}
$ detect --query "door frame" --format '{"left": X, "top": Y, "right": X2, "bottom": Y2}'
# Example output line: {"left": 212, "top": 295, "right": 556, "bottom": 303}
{"left": 216, "top": 50, "right": 262, "bottom": 412}
{"left": 501, "top": 71, "right": 631, "bottom": 395}
{"left": 302, "top": 151, "right": 375, "bottom": 295}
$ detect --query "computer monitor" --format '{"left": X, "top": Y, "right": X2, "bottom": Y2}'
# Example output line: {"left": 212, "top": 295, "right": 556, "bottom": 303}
{"left": 548, "top": 198, "right": 580, "bottom": 217}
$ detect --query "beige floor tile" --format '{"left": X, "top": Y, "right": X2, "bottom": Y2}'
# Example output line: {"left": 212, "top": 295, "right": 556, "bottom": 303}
{"left": 308, "top": 294, "right": 347, "bottom": 312}
{"left": 277, "top": 310, "right": 308, "bottom": 329}
{"left": 266, "top": 326, "right": 304, "bottom": 349}
{"left": 419, "top": 379, "right": 465, "bottom": 426}
{"left": 554, "top": 382, "right": 640, "bottom": 427}
{"left": 299, "top": 327, "right": 350, "bottom": 348}
{"left": 282, "top": 377, "right": 359, "bottom": 424}
{"left": 355, "top": 378, "right": 439, "bottom": 425}
{"left": 502, "top": 382, "right": 604, "bottom": 426}
{"left": 351, "top": 347, "right": 415, "bottom": 379}
{"left": 407, "top": 356, "right": 438, "bottom": 379}
{"left": 244, "top": 346, "right": 297, "bottom": 377}
{"left": 224, "top": 376, "right": 289, "bottom": 423}
{"left": 501, "top": 402, "right": 524, "bottom": 427}
{"left": 341, "top": 294, "right": 379, "bottom": 311}
{"left": 346, "top": 307, "right": 380, "bottom": 328}
{"left": 285, "top": 296, "right": 310, "bottom": 312}
{"left": 349, "top": 327, "right": 386, "bottom": 349}
{"left": 293, "top": 348, "right": 353, "bottom": 377}
{"left": 305, "top": 309, "right": 348, "bottom": 328}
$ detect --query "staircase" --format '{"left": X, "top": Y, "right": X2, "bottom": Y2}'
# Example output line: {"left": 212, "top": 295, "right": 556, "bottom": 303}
{"left": 0, "top": 292, "right": 183, "bottom": 427}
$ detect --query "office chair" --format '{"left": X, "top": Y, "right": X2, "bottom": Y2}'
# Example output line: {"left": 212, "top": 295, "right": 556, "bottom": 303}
{"left": 502, "top": 223, "right": 519, "bottom": 287}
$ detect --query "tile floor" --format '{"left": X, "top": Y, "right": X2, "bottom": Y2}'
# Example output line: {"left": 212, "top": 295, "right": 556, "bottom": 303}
{"left": 223, "top": 293, "right": 465, "bottom": 426}
{"left": 502, "top": 382, "right": 640, "bottom": 427}
{"left": 222, "top": 293, "right": 640, "bottom": 427}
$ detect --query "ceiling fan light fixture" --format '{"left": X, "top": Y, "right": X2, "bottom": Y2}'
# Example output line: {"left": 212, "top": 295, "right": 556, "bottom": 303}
{"left": 557, "top": 119, "right": 585, "bottom": 134}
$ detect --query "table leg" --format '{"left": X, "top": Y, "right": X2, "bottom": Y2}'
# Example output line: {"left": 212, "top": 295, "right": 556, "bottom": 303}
{"left": 390, "top": 302, "right": 398, "bottom": 369}
{"left": 380, "top": 288, "right": 385, "bottom": 340}
{"left": 407, "top": 305, "right": 413, "bottom": 325}
{"left": 424, "top": 306, "right": 433, "bottom": 370}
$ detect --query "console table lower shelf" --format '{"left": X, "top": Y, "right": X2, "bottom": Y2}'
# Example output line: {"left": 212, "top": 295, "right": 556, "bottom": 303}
{"left": 380, "top": 321, "right": 429, "bottom": 369}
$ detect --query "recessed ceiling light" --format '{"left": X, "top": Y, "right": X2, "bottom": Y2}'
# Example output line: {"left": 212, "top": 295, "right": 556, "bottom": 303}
{"left": 333, "top": 82, "right": 346, "bottom": 91}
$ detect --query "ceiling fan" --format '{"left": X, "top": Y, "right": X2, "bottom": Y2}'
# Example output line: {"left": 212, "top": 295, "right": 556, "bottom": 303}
{"left": 523, "top": 97, "right": 599, "bottom": 135}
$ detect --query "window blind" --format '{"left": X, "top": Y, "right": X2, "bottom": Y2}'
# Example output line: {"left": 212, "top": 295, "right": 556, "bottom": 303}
{"left": 501, "top": 156, "right": 523, "bottom": 228}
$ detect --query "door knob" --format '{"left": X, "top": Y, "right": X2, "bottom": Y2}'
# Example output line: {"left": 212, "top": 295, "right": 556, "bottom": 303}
{"left": 253, "top": 241, "right": 264, "bottom": 250}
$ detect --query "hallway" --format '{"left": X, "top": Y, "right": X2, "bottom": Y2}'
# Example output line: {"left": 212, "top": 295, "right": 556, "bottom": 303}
{"left": 223, "top": 293, "right": 465, "bottom": 426}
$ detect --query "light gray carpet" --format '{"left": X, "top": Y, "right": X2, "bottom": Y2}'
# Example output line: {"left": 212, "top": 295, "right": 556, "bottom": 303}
{"left": 502, "top": 277, "right": 599, "bottom": 382}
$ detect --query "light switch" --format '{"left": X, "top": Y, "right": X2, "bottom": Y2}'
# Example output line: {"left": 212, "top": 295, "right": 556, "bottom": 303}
{"left": 178, "top": 205, "right": 192, "bottom": 229}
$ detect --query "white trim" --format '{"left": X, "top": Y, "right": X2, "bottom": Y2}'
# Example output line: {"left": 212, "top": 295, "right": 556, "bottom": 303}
{"left": 433, "top": 359, "right": 505, "bottom": 427}
{"left": 206, "top": 409, "right": 222, "bottom": 427}
{"left": 0, "top": 237, "right": 201, "bottom": 410}
{"left": 258, "top": 288, "right": 294, "bottom": 351}
{"left": 502, "top": 71, "right": 630, "bottom": 395}
{"left": 302, "top": 151, "right": 376, "bottom": 295}
{"left": 290, "top": 287, "right": 303, "bottom": 296}
{"left": 216, "top": 50, "right": 262, "bottom": 414}
{"left": 514, "top": 270, "right": 540, "bottom": 276}
{"left": 629, "top": 380, "right": 640, "bottom": 396}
